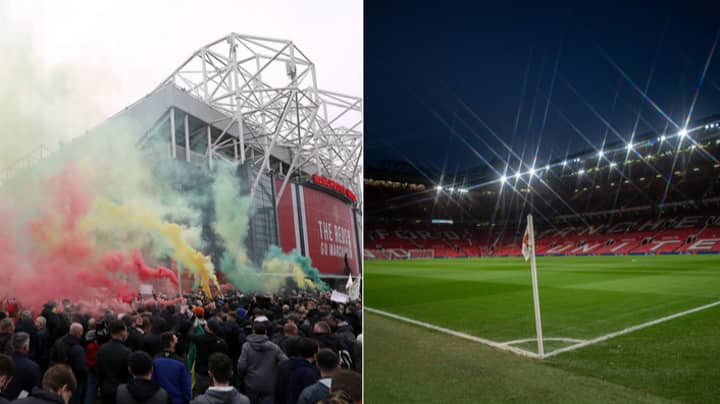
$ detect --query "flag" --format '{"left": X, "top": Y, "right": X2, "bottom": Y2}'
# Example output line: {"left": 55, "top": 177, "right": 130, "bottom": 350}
{"left": 522, "top": 222, "right": 533, "bottom": 262}
{"left": 345, "top": 273, "right": 353, "bottom": 291}
{"left": 349, "top": 277, "right": 361, "bottom": 301}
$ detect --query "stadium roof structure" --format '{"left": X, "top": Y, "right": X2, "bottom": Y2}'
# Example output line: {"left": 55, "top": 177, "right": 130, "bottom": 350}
{"left": 155, "top": 33, "right": 363, "bottom": 201}
{"left": 0, "top": 33, "right": 363, "bottom": 204}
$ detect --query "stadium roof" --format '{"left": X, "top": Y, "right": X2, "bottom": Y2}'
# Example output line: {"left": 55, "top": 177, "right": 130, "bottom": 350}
{"left": 1, "top": 33, "right": 363, "bottom": 202}
{"left": 156, "top": 33, "right": 363, "bottom": 199}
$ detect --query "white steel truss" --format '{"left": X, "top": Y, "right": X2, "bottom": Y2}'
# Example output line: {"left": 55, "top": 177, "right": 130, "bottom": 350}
{"left": 156, "top": 33, "right": 363, "bottom": 202}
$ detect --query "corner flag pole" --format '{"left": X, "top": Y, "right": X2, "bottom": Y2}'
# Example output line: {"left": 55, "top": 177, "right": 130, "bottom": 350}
{"left": 527, "top": 214, "right": 545, "bottom": 357}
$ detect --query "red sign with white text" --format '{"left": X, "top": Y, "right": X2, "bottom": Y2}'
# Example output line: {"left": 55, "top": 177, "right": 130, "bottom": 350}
{"left": 302, "top": 186, "right": 359, "bottom": 276}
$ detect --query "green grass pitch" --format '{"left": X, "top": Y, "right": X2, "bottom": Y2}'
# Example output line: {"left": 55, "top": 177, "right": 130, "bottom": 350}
{"left": 364, "top": 255, "right": 720, "bottom": 403}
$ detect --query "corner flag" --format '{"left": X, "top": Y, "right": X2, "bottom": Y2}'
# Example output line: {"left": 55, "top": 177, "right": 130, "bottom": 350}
{"left": 525, "top": 214, "right": 545, "bottom": 357}
{"left": 522, "top": 224, "right": 532, "bottom": 262}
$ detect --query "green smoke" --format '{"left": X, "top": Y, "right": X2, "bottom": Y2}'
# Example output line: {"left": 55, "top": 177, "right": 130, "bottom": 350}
{"left": 211, "top": 163, "right": 327, "bottom": 292}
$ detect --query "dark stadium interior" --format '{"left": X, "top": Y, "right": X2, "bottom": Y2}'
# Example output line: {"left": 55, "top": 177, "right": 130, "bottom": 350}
{"left": 365, "top": 117, "right": 720, "bottom": 258}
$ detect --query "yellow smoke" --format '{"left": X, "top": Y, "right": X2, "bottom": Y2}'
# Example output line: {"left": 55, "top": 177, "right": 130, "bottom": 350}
{"left": 80, "top": 197, "right": 219, "bottom": 297}
{"left": 261, "top": 256, "right": 317, "bottom": 290}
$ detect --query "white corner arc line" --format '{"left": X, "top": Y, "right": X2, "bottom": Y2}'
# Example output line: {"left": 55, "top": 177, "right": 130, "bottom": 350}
{"left": 366, "top": 307, "right": 541, "bottom": 359}
{"left": 501, "top": 337, "right": 586, "bottom": 347}
{"left": 544, "top": 299, "right": 720, "bottom": 358}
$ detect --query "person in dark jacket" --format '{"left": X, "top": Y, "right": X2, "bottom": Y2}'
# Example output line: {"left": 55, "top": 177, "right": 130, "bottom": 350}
{"left": 297, "top": 349, "right": 339, "bottom": 404}
{"left": 0, "top": 354, "right": 15, "bottom": 404}
{"left": 125, "top": 315, "right": 145, "bottom": 352}
{"left": 50, "top": 323, "right": 87, "bottom": 404}
{"left": 186, "top": 319, "right": 228, "bottom": 396}
{"left": 15, "top": 311, "right": 38, "bottom": 361}
{"left": 313, "top": 322, "right": 353, "bottom": 369}
{"left": 152, "top": 332, "right": 190, "bottom": 404}
{"left": 34, "top": 317, "right": 50, "bottom": 372}
{"left": 83, "top": 323, "right": 101, "bottom": 404}
{"left": 13, "top": 364, "right": 77, "bottom": 404}
{"left": 272, "top": 323, "right": 300, "bottom": 356}
{"left": 96, "top": 319, "right": 131, "bottom": 404}
{"left": 116, "top": 351, "right": 170, "bottom": 404}
{"left": 2, "top": 332, "right": 42, "bottom": 400}
{"left": 236, "top": 323, "right": 287, "bottom": 404}
{"left": 190, "top": 353, "right": 249, "bottom": 404}
{"left": 0, "top": 318, "right": 14, "bottom": 355}
{"left": 275, "top": 338, "right": 319, "bottom": 404}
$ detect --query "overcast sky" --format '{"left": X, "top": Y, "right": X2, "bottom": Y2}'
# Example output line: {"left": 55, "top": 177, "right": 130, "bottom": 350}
{"left": 0, "top": 0, "right": 362, "bottom": 152}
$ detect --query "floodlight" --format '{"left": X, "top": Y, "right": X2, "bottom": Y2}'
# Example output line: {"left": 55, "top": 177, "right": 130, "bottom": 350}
{"left": 626, "top": 142, "right": 633, "bottom": 151}
{"left": 562, "top": 160, "right": 568, "bottom": 166}
{"left": 436, "top": 185, "right": 442, "bottom": 191}
{"left": 597, "top": 150, "right": 604, "bottom": 158}
{"left": 679, "top": 129, "right": 688, "bottom": 138}
{"left": 545, "top": 165, "right": 550, "bottom": 171}
{"left": 610, "top": 162, "right": 617, "bottom": 167}
{"left": 529, "top": 167, "right": 536, "bottom": 176}
{"left": 500, "top": 175, "right": 507, "bottom": 184}
{"left": 514, "top": 173, "right": 520, "bottom": 179}
{"left": 660, "top": 135, "right": 666, "bottom": 142}
{"left": 578, "top": 169, "right": 585, "bottom": 175}
{"left": 449, "top": 187, "right": 455, "bottom": 192}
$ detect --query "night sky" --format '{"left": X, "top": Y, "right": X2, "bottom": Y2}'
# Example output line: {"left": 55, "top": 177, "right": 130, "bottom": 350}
{"left": 365, "top": 1, "right": 720, "bottom": 175}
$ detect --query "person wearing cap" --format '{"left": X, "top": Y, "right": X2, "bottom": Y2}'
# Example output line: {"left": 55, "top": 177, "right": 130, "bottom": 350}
{"left": 186, "top": 318, "right": 228, "bottom": 396}
{"left": 116, "top": 351, "right": 170, "bottom": 404}
{"left": 236, "top": 322, "right": 287, "bottom": 404}
{"left": 2, "top": 332, "right": 42, "bottom": 400}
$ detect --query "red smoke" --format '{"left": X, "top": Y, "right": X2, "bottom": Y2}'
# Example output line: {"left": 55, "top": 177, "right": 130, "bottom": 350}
{"left": 0, "top": 164, "right": 179, "bottom": 315}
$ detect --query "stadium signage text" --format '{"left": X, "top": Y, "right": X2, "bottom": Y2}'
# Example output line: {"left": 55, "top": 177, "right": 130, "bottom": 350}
{"left": 318, "top": 220, "right": 354, "bottom": 259}
{"left": 311, "top": 174, "right": 357, "bottom": 202}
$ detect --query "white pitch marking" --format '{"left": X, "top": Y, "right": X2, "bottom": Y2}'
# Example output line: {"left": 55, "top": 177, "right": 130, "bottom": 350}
{"left": 366, "top": 307, "right": 541, "bottom": 359}
{"left": 544, "top": 299, "right": 720, "bottom": 358}
{"left": 501, "top": 337, "right": 586, "bottom": 347}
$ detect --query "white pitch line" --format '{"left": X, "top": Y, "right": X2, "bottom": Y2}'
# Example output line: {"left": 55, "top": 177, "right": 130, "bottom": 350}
{"left": 366, "top": 307, "right": 541, "bottom": 359}
{"left": 501, "top": 337, "right": 586, "bottom": 347}
{"left": 544, "top": 299, "right": 720, "bottom": 358}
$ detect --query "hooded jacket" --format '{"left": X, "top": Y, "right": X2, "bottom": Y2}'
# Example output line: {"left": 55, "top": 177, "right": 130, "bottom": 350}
{"left": 236, "top": 334, "right": 287, "bottom": 395}
{"left": 116, "top": 379, "right": 170, "bottom": 404}
{"left": 190, "top": 387, "right": 250, "bottom": 404}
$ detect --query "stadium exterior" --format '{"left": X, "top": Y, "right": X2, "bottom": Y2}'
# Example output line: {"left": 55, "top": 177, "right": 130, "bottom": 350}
{"left": 2, "top": 34, "right": 363, "bottom": 280}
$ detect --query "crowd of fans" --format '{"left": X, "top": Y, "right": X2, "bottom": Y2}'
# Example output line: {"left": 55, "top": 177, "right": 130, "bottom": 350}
{"left": 0, "top": 289, "right": 362, "bottom": 404}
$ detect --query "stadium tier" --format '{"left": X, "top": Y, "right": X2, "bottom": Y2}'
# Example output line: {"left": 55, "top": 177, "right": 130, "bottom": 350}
{"left": 365, "top": 215, "right": 720, "bottom": 258}
{"left": 365, "top": 115, "right": 720, "bottom": 259}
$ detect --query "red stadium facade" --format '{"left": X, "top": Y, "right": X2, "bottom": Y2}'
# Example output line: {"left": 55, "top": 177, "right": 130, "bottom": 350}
{"left": 276, "top": 180, "right": 361, "bottom": 277}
